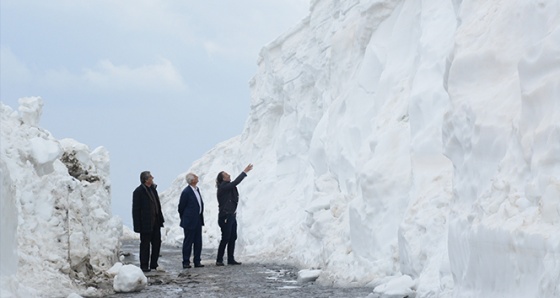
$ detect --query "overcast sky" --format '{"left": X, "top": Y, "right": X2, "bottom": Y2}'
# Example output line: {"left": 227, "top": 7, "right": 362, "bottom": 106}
{"left": 1, "top": 0, "right": 309, "bottom": 227}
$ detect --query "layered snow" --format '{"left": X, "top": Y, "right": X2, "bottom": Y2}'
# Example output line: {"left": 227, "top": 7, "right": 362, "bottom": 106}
{"left": 0, "top": 97, "right": 122, "bottom": 297}
{"left": 158, "top": 0, "right": 560, "bottom": 297}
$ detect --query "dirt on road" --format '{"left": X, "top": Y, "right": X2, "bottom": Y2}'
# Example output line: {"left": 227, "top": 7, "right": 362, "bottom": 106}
{"left": 102, "top": 239, "right": 375, "bottom": 298}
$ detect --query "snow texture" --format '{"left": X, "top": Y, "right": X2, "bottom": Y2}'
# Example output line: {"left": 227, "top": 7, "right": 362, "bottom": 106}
{"left": 0, "top": 97, "right": 122, "bottom": 297}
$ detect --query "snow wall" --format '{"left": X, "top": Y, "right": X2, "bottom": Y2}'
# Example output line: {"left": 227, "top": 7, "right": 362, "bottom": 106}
{"left": 159, "top": 0, "right": 560, "bottom": 297}
{"left": 0, "top": 98, "right": 122, "bottom": 297}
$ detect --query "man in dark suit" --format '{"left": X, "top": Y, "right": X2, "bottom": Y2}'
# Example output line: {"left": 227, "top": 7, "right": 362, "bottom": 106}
{"left": 178, "top": 172, "right": 205, "bottom": 269}
{"left": 132, "top": 171, "right": 165, "bottom": 272}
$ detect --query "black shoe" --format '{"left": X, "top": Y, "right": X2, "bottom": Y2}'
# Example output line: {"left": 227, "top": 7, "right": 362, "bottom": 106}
{"left": 141, "top": 268, "right": 151, "bottom": 272}
{"left": 183, "top": 264, "right": 191, "bottom": 269}
{"left": 228, "top": 261, "right": 242, "bottom": 265}
{"left": 194, "top": 264, "right": 205, "bottom": 268}
{"left": 215, "top": 261, "right": 225, "bottom": 266}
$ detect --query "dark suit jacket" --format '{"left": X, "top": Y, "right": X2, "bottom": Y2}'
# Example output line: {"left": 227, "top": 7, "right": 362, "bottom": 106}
{"left": 217, "top": 172, "right": 247, "bottom": 217}
{"left": 132, "top": 184, "right": 164, "bottom": 233}
{"left": 178, "top": 186, "right": 205, "bottom": 229}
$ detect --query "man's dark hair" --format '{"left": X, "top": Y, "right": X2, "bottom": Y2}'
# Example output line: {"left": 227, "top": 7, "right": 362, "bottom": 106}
{"left": 140, "top": 171, "right": 151, "bottom": 184}
{"left": 215, "top": 171, "right": 224, "bottom": 188}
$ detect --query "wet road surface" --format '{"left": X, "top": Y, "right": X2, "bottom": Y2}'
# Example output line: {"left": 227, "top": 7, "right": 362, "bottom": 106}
{"left": 103, "top": 240, "right": 375, "bottom": 298}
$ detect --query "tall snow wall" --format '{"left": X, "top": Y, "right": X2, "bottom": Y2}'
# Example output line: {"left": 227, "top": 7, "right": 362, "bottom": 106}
{"left": 160, "top": 0, "right": 560, "bottom": 297}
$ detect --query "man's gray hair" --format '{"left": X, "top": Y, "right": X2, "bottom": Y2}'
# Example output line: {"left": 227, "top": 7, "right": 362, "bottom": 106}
{"left": 140, "top": 171, "right": 151, "bottom": 184}
{"left": 185, "top": 173, "right": 197, "bottom": 184}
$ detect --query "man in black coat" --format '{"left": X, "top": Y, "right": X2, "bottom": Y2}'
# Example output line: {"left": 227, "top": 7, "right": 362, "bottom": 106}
{"left": 132, "top": 171, "right": 165, "bottom": 272}
{"left": 178, "top": 172, "right": 205, "bottom": 269}
{"left": 215, "top": 163, "right": 253, "bottom": 266}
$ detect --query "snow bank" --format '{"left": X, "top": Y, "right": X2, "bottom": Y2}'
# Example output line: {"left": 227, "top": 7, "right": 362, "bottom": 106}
{"left": 0, "top": 98, "right": 122, "bottom": 297}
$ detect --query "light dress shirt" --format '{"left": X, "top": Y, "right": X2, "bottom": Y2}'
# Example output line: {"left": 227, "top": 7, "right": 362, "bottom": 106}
{"left": 190, "top": 185, "right": 202, "bottom": 214}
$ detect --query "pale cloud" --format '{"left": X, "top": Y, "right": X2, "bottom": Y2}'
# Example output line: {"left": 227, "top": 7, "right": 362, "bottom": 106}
{"left": 82, "top": 58, "right": 187, "bottom": 91}
{"left": 1, "top": 1, "right": 308, "bottom": 80}
{"left": 37, "top": 58, "right": 187, "bottom": 98}
{"left": 0, "top": 46, "right": 32, "bottom": 85}
{"left": 98, "top": 1, "right": 197, "bottom": 45}
{"left": 203, "top": 40, "right": 230, "bottom": 60}
{"left": 40, "top": 68, "right": 81, "bottom": 90}
{"left": 197, "top": 1, "right": 308, "bottom": 61}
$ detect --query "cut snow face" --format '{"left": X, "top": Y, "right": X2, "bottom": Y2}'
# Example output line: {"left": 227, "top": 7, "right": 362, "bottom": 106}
{"left": 0, "top": 98, "right": 122, "bottom": 297}
{"left": 156, "top": 0, "right": 560, "bottom": 297}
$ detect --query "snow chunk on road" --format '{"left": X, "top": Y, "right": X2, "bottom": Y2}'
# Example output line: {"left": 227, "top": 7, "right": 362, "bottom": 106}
{"left": 372, "top": 275, "right": 416, "bottom": 298}
{"left": 113, "top": 265, "right": 147, "bottom": 293}
{"left": 297, "top": 269, "right": 321, "bottom": 282}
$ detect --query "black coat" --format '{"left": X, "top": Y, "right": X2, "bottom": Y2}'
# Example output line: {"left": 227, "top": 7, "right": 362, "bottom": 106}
{"left": 217, "top": 172, "right": 247, "bottom": 217}
{"left": 132, "top": 184, "right": 165, "bottom": 233}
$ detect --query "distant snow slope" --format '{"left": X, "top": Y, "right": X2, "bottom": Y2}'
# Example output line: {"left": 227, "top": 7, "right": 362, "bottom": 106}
{"left": 160, "top": 0, "right": 560, "bottom": 297}
{"left": 0, "top": 98, "right": 122, "bottom": 297}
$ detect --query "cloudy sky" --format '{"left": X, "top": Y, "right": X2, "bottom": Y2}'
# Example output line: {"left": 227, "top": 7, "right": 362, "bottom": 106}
{"left": 1, "top": 0, "right": 309, "bottom": 226}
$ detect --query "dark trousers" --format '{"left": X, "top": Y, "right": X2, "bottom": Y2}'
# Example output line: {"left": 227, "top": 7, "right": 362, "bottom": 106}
{"left": 216, "top": 213, "right": 237, "bottom": 263}
{"left": 139, "top": 224, "right": 161, "bottom": 270}
{"left": 182, "top": 223, "right": 202, "bottom": 266}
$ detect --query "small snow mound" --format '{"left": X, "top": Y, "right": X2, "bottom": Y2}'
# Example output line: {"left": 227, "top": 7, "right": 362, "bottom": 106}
{"left": 297, "top": 269, "right": 321, "bottom": 283}
{"left": 372, "top": 275, "right": 416, "bottom": 298}
{"left": 113, "top": 264, "right": 147, "bottom": 293}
